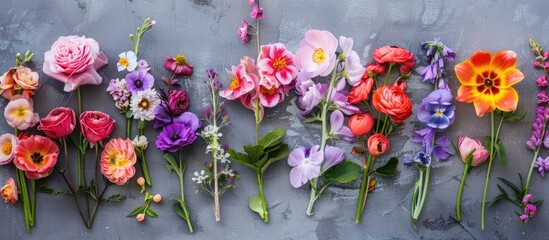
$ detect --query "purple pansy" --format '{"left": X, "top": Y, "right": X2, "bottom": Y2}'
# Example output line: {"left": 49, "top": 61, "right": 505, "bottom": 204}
{"left": 417, "top": 89, "right": 455, "bottom": 130}
{"left": 404, "top": 151, "right": 431, "bottom": 167}
{"left": 126, "top": 69, "right": 154, "bottom": 93}
{"left": 155, "top": 112, "right": 201, "bottom": 152}
{"left": 288, "top": 145, "right": 323, "bottom": 188}
{"left": 329, "top": 110, "right": 354, "bottom": 142}
{"left": 431, "top": 136, "right": 453, "bottom": 161}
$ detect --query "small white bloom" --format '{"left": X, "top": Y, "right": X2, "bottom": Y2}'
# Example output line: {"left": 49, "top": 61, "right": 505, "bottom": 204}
{"left": 132, "top": 135, "right": 148, "bottom": 150}
{"left": 130, "top": 89, "right": 161, "bottom": 121}
{"left": 192, "top": 170, "right": 208, "bottom": 184}
{"left": 117, "top": 51, "right": 138, "bottom": 72}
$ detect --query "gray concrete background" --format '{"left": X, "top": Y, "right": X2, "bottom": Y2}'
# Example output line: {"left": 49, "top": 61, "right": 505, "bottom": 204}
{"left": 1, "top": 0, "right": 549, "bottom": 239}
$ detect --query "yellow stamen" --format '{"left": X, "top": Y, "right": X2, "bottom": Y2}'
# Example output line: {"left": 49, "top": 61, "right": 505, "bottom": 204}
{"left": 229, "top": 75, "right": 240, "bottom": 90}
{"left": 272, "top": 57, "right": 287, "bottom": 71}
{"left": 312, "top": 48, "right": 326, "bottom": 64}
{"left": 139, "top": 99, "right": 150, "bottom": 110}
{"left": 118, "top": 57, "right": 128, "bottom": 66}
{"left": 2, "top": 142, "right": 12, "bottom": 155}
{"left": 175, "top": 55, "right": 187, "bottom": 65}
{"left": 260, "top": 85, "right": 276, "bottom": 95}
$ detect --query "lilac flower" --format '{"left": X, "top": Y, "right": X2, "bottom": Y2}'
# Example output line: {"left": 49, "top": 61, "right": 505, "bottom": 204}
{"left": 250, "top": 6, "right": 263, "bottom": 19}
{"left": 520, "top": 214, "right": 529, "bottom": 223}
{"left": 432, "top": 136, "right": 453, "bottom": 161}
{"left": 537, "top": 75, "right": 548, "bottom": 88}
{"left": 296, "top": 79, "right": 322, "bottom": 115}
{"left": 329, "top": 110, "right": 354, "bottom": 142}
{"left": 534, "top": 157, "right": 549, "bottom": 177}
{"left": 321, "top": 145, "right": 344, "bottom": 172}
{"left": 420, "top": 38, "right": 455, "bottom": 84}
{"left": 404, "top": 151, "right": 432, "bottom": 167}
{"left": 155, "top": 112, "right": 201, "bottom": 152}
{"left": 126, "top": 69, "right": 154, "bottom": 93}
{"left": 417, "top": 89, "right": 455, "bottom": 130}
{"left": 525, "top": 204, "right": 537, "bottom": 217}
{"left": 331, "top": 92, "right": 360, "bottom": 115}
{"left": 526, "top": 107, "right": 545, "bottom": 149}
{"left": 538, "top": 91, "right": 549, "bottom": 105}
{"left": 288, "top": 145, "right": 324, "bottom": 188}
{"left": 412, "top": 128, "right": 435, "bottom": 149}
{"left": 106, "top": 78, "right": 131, "bottom": 110}
{"left": 137, "top": 59, "right": 151, "bottom": 71}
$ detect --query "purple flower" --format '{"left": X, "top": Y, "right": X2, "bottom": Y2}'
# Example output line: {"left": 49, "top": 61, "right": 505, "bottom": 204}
{"left": 154, "top": 103, "right": 172, "bottom": 129}
{"left": 526, "top": 107, "right": 546, "bottom": 149}
{"left": 534, "top": 157, "right": 549, "bottom": 177}
{"left": 250, "top": 6, "right": 263, "bottom": 19}
{"left": 206, "top": 69, "right": 219, "bottom": 79}
{"left": 137, "top": 59, "right": 151, "bottom": 71}
{"left": 126, "top": 69, "right": 154, "bottom": 94}
{"left": 537, "top": 75, "right": 548, "bottom": 88}
{"left": 412, "top": 127, "right": 435, "bottom": 149}
{"left": 155, "top": 112, "right": 201, "bottom": 152}
{"left": 296, "top": 79, "right": 322, "bottom": 115}
{"left": 420, "top": 38, "right": 455, "bottom": 84}
{"left": 523, "top": 194, "right": 532, "bottom": 204}
{"left": 321, "top": 145, "right": 344, "bottom": 172}
{"left": 237, "top": 20, "right": 250, "bottom": 44}
{"left": 525, "top": 204, "right": 537, "bottom": 217}
{"left": 538, "top": 91, "right": 549, "bottom": 105}
{"left": 520, "top": 214, "right": 529, "bottom": 223}
{"left": 404, "top": 151, "right": 431, "bottom": 167}
{"left": 417, "top": 89, "right": 455, "bottom": 130}
{"left": 288, "top": 145, "right": 323, "bottom": 188}
{"left": 331, "top": 92, "right": 360, "bottom": 115}
{"left": 329, "top": 110, "right": 354, "bottom": 142}
{"left": 432, "top": 136, "right": 453, "bottom": 161}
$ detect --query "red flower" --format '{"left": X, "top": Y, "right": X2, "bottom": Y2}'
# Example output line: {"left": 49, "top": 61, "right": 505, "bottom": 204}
{"left": 365, "top": 62, "right": 386, "bottom": 76}
{"left": 164, "top": 54, "right": 193, "bottom": 76}
{"left": 372, "top": 85, "right": 412, "bottom": 124}
{"left": 348, "top": 113, "right": 374, "bottom": 137}
{"left": 348, "top": 73, "right": 374, "bottom": 104}
{"left": 38, "top": 107, "right": 76, "bottom": 139}
{"left": 13, "top": 135, "right": 59, "bottom": 179}
{"left": 367, "top": 134, "right": 389, "bottom": 157}
{"left": 372, "top": 46, "right": 415, "bottom": 74}
{"left": 80, "top": 111, "right": 115, "bottom": 144}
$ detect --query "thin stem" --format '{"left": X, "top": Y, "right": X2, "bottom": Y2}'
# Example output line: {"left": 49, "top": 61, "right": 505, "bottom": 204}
{"left": 306, "top": 179, "right": 318, "bottom": 216}
{"left": 255, "top": 0, "right": 261, "bottom": 57}
{"left": 16, "top": 169, "right": 31, "bottom": 231}
{"left": 210, "top": 79, "right": 221, "bottom": 222}
{"left": 525, "top": 148, "right": 540, "bottom": 194}
{"left": 87, "top": 183, "right": 110, "bottom": 229}
{"left": 355, "top": 154, "right": 374, "bottom": 223}
{"left": 413, "top": 166, "right": 430, "bottom": 221}
{"left": 481, "top": 112, "right": 502, "bottom": 230}
{"left": 30, "top": 179, "right": 36, "bottom": 226}
{"left": 139, "top": 151, "right": 151, "bottom": 186}
{"left": 383, "top": 63, "right": 394, "bottom": 85}
{"left": 56, "top": 168, "right": 87, "bottom": 224}
{"left": 62, "top": 138, "right": 73, "bottom": 182}
{"left": 320, "top": 62, "right": 340, "bottom": 150}
{"left": 178, "top": 150, "right": 193, "bottom": 232}
{"left": 256, "top": 173, "right": 269, "bottom": 222}
{"left": 94, "top": 144, "right": 99, "bottom": 195}
{"left": 456, "top": 163, "right": 471, "bottom": 221}
{"left": 126, "top": 117, "right": 132, "bottom": 139}
{"left": 254, "top": 100, "right": 261, "bottom": 144}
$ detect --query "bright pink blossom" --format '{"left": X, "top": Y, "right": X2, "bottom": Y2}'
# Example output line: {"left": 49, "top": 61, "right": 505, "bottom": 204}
{"left": 220, "top": 62, "right": 257, "bottom": 100}
{"left": 258, "top": 43, "right": 298, "bottom": 85}
{"left": 294, "top": 29, "right": 338, "bottom": 78}
{"left": 250, "top": 6, "right": 264, "bottom": 19}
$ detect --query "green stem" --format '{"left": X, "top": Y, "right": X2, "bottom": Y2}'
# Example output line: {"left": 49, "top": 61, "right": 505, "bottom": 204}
{"left": 16, "top": 169, "right": 31, "bottom": 232}
{"left": 178, "top": 151, "right": 193, "bottom": 232}
{"left": 126, "top": 117, "right": 132, "bottom": 139}
{"left": 254, "top": 100, "right": 261, "bottom": 144}
{"left": 525, "top": 148, "right": 540, "bottom": 194}
{"left": 355, "top": 154, "right": 374, "bottom": 223}
{"left": 383, "top": 63, "right": 394, "bottom": 85}
{"left": 456, "top": 163, "right": 471, "bottom": 221}
{"left": 56, "top": 168, "right": 87, "bottom": 225}
{"left": 86, "top": 183, "right": 109, "bottom": 229}
{"left": 256, "top": 172, "right": 269, "bottom": 222}
{"left": 481, "top": 112, "right": 503, "bottom": 230}
{"left": 412, "top": 166, "right": 430, "bottom": 221}
{"left": 139, "top": 151, "right": 151, "bottom": 187}
{"left": 306, "top": 179, "right": 318, "bottom": 216}
{"left": 255, "top": 0, "right": 261, "bottom": 57}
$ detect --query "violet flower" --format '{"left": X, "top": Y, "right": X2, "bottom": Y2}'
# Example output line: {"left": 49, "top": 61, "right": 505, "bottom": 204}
{"left": 534, "top": 157, "right": 549, "bottom": 177}
{"left": 417, "top": 89, "right": 455, "bottom": 130}
{"left": 296, "top": 79, "right": 322, "bottom": 115}
{"left": 404, "top": 151, "right": 431, "bottom": 167}
{"left": 420, "top": 38, "right": 455, "bottom": 84}
{"left": 126, "top": 69, "right": 154, "bottom": 94}
{"left": 431, "top": 136, "right": 453, "bottom": 161}
{"left": 537, "top": 75, "right": 548, "bottom": 87}
{"left": 412, "top": 128, "right": 435, "bottom": 149}
{"left": 321, "top": 145, "right": 344, "bottom": 172}
{"left": 538, "top": 91, "right": 549, "bottom": 105}
{"left": 526, "top": 107, "right": 545, "bottom": 149}
{"left": 288, "top": 145, "right": 323, "bottom": 188}
{"left": 328, "top": 110, "right": 354, "bottom": 142}
{"left": 155, "top": 112, "right": 201, "bottom": 152}
{"left": 331, "top": 92, "right": 360, "bottom": 115}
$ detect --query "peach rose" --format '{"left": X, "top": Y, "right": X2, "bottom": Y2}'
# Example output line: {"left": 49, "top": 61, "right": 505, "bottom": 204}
{"left": 1, "top": 178, "right": 17, "bottom": 203}
{"left": 100, "top": 138, "right": 136, "bottom": 185}
{"left": 0, "top": 66, "right": 39, "bottom": 100}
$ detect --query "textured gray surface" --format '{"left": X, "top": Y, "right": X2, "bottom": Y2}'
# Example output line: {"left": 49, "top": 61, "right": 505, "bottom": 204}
{"left": 1, "top": 0, "right": 549, "bottom": 239}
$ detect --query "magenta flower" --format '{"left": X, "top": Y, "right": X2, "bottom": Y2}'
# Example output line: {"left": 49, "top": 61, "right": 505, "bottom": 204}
{"left": 258, "top": 43, "right": 298, "bottom": 85}
{"left": 523, "top": 194, "right": 532, "bottom": 204}
{"left": 164, "top": 55, "right": 193, "bottom": 76}
{"left": 250, "top": 6, "right": 264, "bottom": 19}
{"left": 534, "top": 157, "right": 549, "bottom": 177}
{"left": 246, "top": 0, "right": 255, "bottom": 5}
{"left": 537, "top": 75, "right": 548, "bottom": 87}
{"left": 520, "top": 214, "right": 529, "bottom": 223}
{"left": 329, "top": 110, "right": 354, "bottom": 142}
{"left": 168, "top": 90, "right": 190, "bottom": 115}
{"left": 237, "top": 20, "right": 250, "bottom": 44}
{"left": 288, "top": 145, "right": 323, "bottom": 188}
{"left": 257, "top": 75, "right": 284, "bottom": 107}
{"left": 321, "top": 145, "right": 344, "bottom": 172}
{"left": 538, "top": 91, "right": 549, "bottom": 105}
{"left": 220, "top": 64, "right": 257, "bottom": 100}
{"left": 525, "top": 204, "right": 537, "bottom": 217}
{"left": 294, "top": 29, "right": 338, "bottom": 78}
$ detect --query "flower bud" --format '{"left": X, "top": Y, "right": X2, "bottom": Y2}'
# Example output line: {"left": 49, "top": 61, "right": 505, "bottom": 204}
{"left": 137, "top": 177, "right": 145, "bottom": 186}
{"left": 457, "top": 136, "right": 489, "bottom": 166}
{"left": 348, "top": 113, "right": 374, "bottom": 137}
{"left": 367, "top": 134, "right": 389, "bottom": 157}
{"left": 153, "top": 194, "right": 162, "bottom": 203}
{"left": 136, "top": 213, "right": 145, "bottom": 222}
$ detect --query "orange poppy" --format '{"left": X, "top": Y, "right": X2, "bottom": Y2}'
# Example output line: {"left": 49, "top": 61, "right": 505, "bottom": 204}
{"left": 455, "top": 50, "right": 524, "bottom": 117}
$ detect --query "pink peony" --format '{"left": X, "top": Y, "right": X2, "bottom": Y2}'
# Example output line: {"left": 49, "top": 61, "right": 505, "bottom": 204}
{"left": 43, "top": 35, "right": 108, "bottom": 92}
{"left": 294, "top": 30, "right": 338, "bottom": 78}
{"left": 100, "top": 138, "right": 136, "bottom": 185}
{"left": 258, "top": 43, "right": 298, "bottom": 85}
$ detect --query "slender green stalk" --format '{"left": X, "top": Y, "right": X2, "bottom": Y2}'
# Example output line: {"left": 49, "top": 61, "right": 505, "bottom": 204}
{"left": 126, "top": 117, "right": 132, "bottom": 139}
{"left": 456, "top": 162, "right": 471, "bottom": 221}
{"left": 355, "top": 154, "right": 374, "bottom": 223}
{"left": 254, "top": 101, "right": 261, "bottom": 144}
{"left": 412, "top": 166, "right": 430, "bottom": 221}
{"left": 306, "top": 178, "right": 318, "bottom": 216}
{"left": 255, "top": 0, "right": 261, "bottom": 57}
{"left": 256, "top": 172, "right": 269, "bottom": 222}
{"left": 86, "top": 183, "right": 110, "bottom": 229}
{"left": 525, "top": 148, "right": 541, "bottom": 194}
{"left": 177, "top": 150, "right": 193, "bottom": 232}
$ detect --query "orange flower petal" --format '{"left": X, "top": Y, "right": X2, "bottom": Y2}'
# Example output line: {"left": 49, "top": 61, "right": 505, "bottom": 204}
{"left": 455, "top": 61, "right": 481, "bottom": 86}
{"left": 499, "top": 68, "right": 524, "bottom": 88}
{"left": 470, "top": 51, "right": 492, "bottom": 69}
{"left": 456, "top": 85, "right": 481, "bottom": 103}
{"left": 491, "top": 51, "right": 517, "bottom": 72}
{"left": 493, "top": 87, "right": 519, "bottom": 112}
{"left": 473, "top": 92, "right": 496, "bottom": 117}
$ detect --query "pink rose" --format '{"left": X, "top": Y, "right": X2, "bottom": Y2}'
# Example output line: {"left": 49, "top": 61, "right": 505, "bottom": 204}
{"left": 80, "top": 111, "right": 115, "bottom": 144}
{"left": 458, "top": 136, "right": 489, "bottom": 166}
{"left": 43, "top": 35, "right": 108, "bottom": 92}
{"left": 38, "top": 107, "right": 76, "bottom": 139}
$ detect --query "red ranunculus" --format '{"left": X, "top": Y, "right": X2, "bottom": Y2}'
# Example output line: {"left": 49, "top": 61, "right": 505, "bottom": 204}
{"left": 348, "top": 113, "right": 374, "bottom": 137}
{"left": 367, "top": 133, "right": 389, "bottom": 157}
{"left": 365, "top": 62, "right": 386, "bottom": 76}
{"left": 372, "top": 85, "right": 412, "bottom": 124}
{"left": 348, "top": 73, "right": 374, "bottom": 105}
{"left": 80, "top": 111, "right": 115, "bottom": 144}
{"left": 373, "top": 46, "right": 414, "bottom": 64}
{"left": 38, "top": 107, "right": 76, "bottom": 139}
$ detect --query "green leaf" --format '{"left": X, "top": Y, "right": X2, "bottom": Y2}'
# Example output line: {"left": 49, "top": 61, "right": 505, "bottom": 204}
{"left": 533, "top": 200, "right": 544, "bottom": 207}
{"left": 243, "top": 145, "right": 265, "bottom": 161}
{"left": 228, "top": 149, "right": 258, "bottom": 172}
{"left": 260, "top": 144, "right": 289, "bottom": 174}
{"left": 504, "top": 110, "right": 527, "bottom": 123}
{"left": 88, "top": 180, "right": 98, "bottom": 201}
{"left": 103, "top": 194, "right": 126, "bottom": 203}
{"left": 127, "top": 205, "right": 146, "bottom": 217}
{"left": 374, "top": 157, "right": 399, "bottom": 176}
{"left": 497, "top": 177, "right": 520, "bottom": 197}
{"left": 303, "top": 117, "right": 321, "bottom": 123}
{"left": 494, "top": 139, "right": 507, "bottom": 165}
{"left": 248, "top": 194, "right": 265, "bottom": 218}
{"left": 465, "top": 148, "right": 475, "bottom": 166}
{"left": 54, "top": 189, "right": 73, "bottom": 195}
{"left": 322, "top": 161, "right": 361, "bottom": 183}
{"left": 137, "top": 120, "right": 147, "bottom": 130}
{"left": 125, "top": 110, "right": 133, "bottom": 119}
{"left": 36, "top": 179, "right": 54, "bottom": 194}
{"left": 488, "top": 194, "right": 509, "bottom": 206}
{"left": 173, "top": 203, "right": 188, "bottom": 220}
{"left": 170, "top": 197, "right": 185, "bottom": 206}
{"left": 259, "top": 128, "right": 286, "bottom": 148}
{"left": 145, "top": 208, "right": 158, "bottom": 218}
{"left": 163, "top": 153, "right": 179, "bottom": 175}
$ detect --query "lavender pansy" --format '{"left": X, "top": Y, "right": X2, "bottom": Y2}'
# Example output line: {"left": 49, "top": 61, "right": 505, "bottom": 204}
{"left": 288, "top": 145, "right": 323, "bottom": 188}
{"left": 329, "top": 110, "right": 354, "bottom": 142}
{"left": 432, "top": 136, "right": 453, "bottom": 161}
{"left": 126, "top": 69, "right": 154, "bottom": 94}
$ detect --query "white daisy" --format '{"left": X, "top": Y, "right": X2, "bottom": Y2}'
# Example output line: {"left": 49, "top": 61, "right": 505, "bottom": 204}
{"left": 117, "top": 51, "right": 138, "bottom": 72}
{"left": 130, "top": 89, "right": 160, "bottom": 121}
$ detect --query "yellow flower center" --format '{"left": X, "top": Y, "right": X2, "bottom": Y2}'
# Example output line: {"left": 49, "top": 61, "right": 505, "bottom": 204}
{"left": 118, "top": 57, "right": 129, "bottom": 67}
{"left": 109, "top": 154, "right": 130, "bottom": 167}
{"left": 272, "top": 57, "right": 287, "bottom": 71}
{"left": 229, "top": 75, "right": 240, "bottom": 90}
{"left": 312, "top": 48, "right": 326, "bottom": 64}
{"left": 16, "top": 107, "right": 28, "bottom": 118}
{"left": 175, "top": 55, "right": 187, "bottom": 65}
{"left": 435, "top": 109, "right": 444, "bottom": 117}
{"left": 139, "top": 99, "right": 150, "bottom": 110}
{"left": 2, "top": 142, "right": 12, "bottom": 155}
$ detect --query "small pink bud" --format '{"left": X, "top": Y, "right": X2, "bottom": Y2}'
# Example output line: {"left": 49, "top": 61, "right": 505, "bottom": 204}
{"left": 534, "top": 61, "right": 541, "bottom": 68}
{"left": 137, "top": 177, "right": 145, "bottom": 186}
{"left": 136, "top": 213, "right": 145, "bottom": 222}
{"left": 150, "top": 20, "right": 156, "bottom": 27}
{"left": 153, "top": 194, "right": 162, "bottom": 203}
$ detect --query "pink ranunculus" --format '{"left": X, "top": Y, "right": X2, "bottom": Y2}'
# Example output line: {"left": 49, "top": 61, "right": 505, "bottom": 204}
{"left": 4, "top": 95, "right": 39, "bottom": 130}
{"left": 38, "top": 107, "right": 76, "bottom": 139}
{"left": 43, "top": 35, "right": 108, "bottom": 92}
{"left": 100, "top": 138, "right": 136, "bottom": 185}
{"left": 294, "top": 29, "right": 338, "bottom": 78}
{"left": 79, "top": 111, "right": 115, "bottom": 144}
{"left": 258, "top": 43, "right": 298, "bottom": 85}
{"left": 220, "top": 63, "right": 257, "bottom": 100}
{"left": 457, "top": 136, "right": 489, "bottom": 166}
{"left": 258, "top": 75, "right": 284, "bottom": 107}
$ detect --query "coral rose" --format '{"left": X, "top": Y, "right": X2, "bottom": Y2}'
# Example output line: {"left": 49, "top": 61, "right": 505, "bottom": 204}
{"left": 43, "top": 35, "right": 108, "bottom": 92}
{"left": 348, "top": 113, "right": 374, "bottom": 137}
{"left": 348, "top": 73, "right": 374, "bottom": 104}
{"left": 367, "top": 134, "right": 390, "bottom": 157}
{"left": 372, "top": 46, "right": 415, "bottom": 74}
{"left": 100, "top": 138, "right": 136, "bottom": 185}
{"left": 372, "top": 85, "right": 412, "bottom": 124}
{"left": 38, "top": 107, "right": 76, "bottom": 139}
{"left": 13, "top": 135, "right": 59, "bottom": 179}
{"left": 80, "top": 111, "right": 115, "bottom": 144}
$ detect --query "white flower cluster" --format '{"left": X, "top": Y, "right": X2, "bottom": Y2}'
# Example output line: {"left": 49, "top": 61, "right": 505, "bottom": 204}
{"left": 220, "top": 165, "right": 236, "bottom": 178}
{"left": 192, "top": 170, "right": 208, "bottom": 184}
{"left": 201, "top": 125, "right": 231, "bottom": 164}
